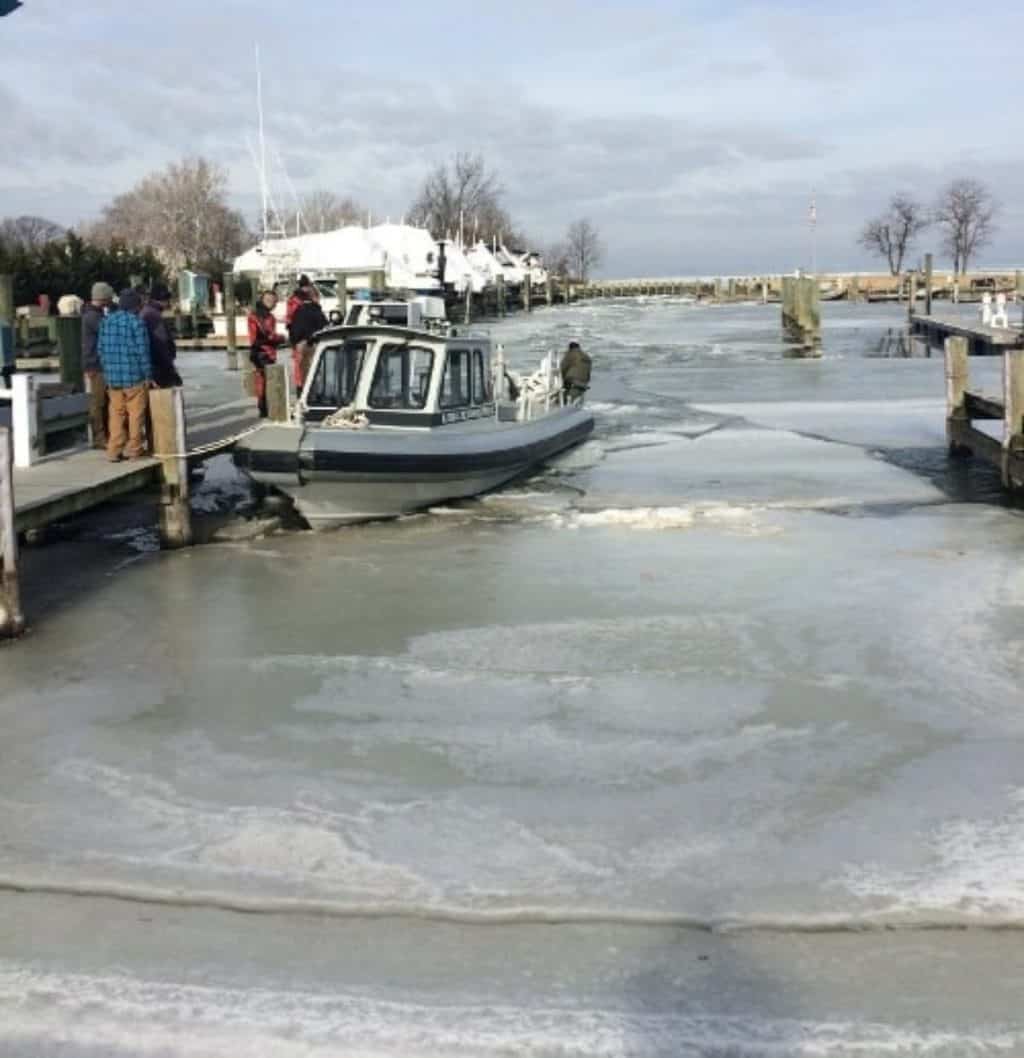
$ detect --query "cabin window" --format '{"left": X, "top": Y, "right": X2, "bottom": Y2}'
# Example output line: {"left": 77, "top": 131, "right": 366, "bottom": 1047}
{"left": 472, "top": 349, "right": 491, "bottom": 404}
{"left": 368, "top": 344, "right": 435, "bottom": 409}
{"left": 306, "top": 340, "right": 366, "bottom": 408}
{"left": 440, "top": 348, "right": 472, "bottom": 408}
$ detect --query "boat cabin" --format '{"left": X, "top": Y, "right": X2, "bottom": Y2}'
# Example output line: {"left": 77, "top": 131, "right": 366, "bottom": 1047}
{"left": 342, "top": 297, "right": 447, "bottom": 331}
{"left": 300, "top": 325, "right": 499, "bottom": 427}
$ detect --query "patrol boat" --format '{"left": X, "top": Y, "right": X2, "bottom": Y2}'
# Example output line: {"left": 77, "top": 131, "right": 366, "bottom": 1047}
{"left": 233, "top": 323, "right": 594, "bottom": 528}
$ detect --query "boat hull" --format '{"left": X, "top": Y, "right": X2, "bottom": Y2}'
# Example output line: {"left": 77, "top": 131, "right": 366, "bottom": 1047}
{"left": 234, "top": 408, "right": 594, "bottom": 529}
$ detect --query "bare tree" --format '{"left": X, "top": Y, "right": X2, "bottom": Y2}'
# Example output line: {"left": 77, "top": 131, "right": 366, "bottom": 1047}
{"left": 90, "top": 157, "right": 250, "bottom": 274}
{"left": 0, "top": 215, "right": 65, "bottom": 248}
{"left": 408, "top": 152, "right": 519, "bottom": 245}
{"left": 544, "top": 240, "right": 571, "bottom": 277}
{"left": 934, "top": 178, "right": 998, "bottom": 274}
{"left": 565, "top": 218, "right": 604, "bottom": 282}
{"left": 858, "top": 195, "right": 929, "bottom": 276}
{"left": 299, "top": 190, "right": 365, "bottom": 233}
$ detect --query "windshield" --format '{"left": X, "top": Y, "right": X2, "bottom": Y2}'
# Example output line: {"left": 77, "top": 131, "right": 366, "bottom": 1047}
{"left": 304, "top": 340, "right": 367, "bottom": 409}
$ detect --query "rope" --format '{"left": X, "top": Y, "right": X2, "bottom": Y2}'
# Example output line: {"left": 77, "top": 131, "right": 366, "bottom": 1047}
{"left": 150, "top": 422, "right": 266, "bottom": 461}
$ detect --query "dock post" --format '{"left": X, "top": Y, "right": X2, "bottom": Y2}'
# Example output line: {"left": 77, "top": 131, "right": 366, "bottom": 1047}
{"left": 924, "top": 254, "right": 934, "bottom": 316}
{"left": 1003, "top": 349, "right": 1024, "bottom": 488}
{"left": 265, "top": 363, "right": 289, "bottom": 422}
{"left": 945, "top": 336, "right": 970, "bottom": 454}
{"left": 524, "top": 275, "right": 532, "bottom": 313}
{"left": 55, "top": 314, "right": 84, "bottom": 391}
{"left": 463, "top": 282, "right": 472, "bottom": 326}
{"left": 335, "top": 273, "right": 348, "bottom": 325}
{"left": 497, "top": 276, "right": 506, "bottom": 317}
{"left": 545, "top": 277, "right": 553, "bottom": 306}
{"left": 0, "top": 275, "right": 13, "bottom": 329}
{"left": 1017, "top": 271, "right": 1023, "bottom": 326}
{"left": 149, "top": 387, "right": 193, "bottom": 550}
{"left": 11, "top": 373, "right": 39, "bottom": 468}
{"left": 782, "top": 276, "right": 821, "bottom": 349}
{"left": 224, "top": 272, "right": 238, "bottom": 371}
{"left": 908, "top": 272, "right": 918, "bottom": 321}
{"left": 0, "top": 427, "right": 23, "bottom": 638}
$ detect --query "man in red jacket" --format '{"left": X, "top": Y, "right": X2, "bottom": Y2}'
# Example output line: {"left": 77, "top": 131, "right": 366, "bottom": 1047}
{"left": 247, "top": 291, "right": 285, "bottom": 417}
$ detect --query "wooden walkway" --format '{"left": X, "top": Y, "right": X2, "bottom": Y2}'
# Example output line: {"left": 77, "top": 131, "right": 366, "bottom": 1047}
{"left": 12, "top": 399, "right": 258, "bottom": 533}
{"left": 912, "top": 313, "right": 1024, "bottom": 355}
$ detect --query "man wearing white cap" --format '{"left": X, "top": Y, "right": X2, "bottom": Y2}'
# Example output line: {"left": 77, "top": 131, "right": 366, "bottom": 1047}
{"left": 82, "top": 281, "right": 114, "bottom": 448}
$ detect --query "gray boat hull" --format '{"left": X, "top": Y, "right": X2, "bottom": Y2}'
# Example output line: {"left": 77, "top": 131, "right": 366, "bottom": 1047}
{"left": 235, "top": 407, "right": 594, "bottom": 529}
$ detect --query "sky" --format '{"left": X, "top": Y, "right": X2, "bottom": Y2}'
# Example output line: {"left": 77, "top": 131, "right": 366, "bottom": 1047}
{"left": 2, "top": 0, "right": 1021, "bottom": 277}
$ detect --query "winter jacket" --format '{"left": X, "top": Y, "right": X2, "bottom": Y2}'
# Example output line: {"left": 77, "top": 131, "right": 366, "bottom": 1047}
{"left": 81, "top": 302, "right": 105, "bottom": 373}
{"left": 140, "top": 303, "right": 181, "bottom": 388}
{"left": 247, "top": 304, "right": 283, "bottom": 367}
{"left": 560, "top": 345, "right": 592, "bottom": 389}
{"left": 288, "top": 301, "right": 328, "bottom": 348}
{"left": 98, "top": 310, "right": 152, "bottom": 388}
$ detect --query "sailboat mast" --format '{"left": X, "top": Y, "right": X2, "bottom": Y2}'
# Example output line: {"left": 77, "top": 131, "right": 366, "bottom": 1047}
{"left": 256, "top": 44, "right": 270, "bottom": 240}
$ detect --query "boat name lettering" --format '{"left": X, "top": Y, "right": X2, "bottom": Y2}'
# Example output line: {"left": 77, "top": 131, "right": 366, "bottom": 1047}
{"left": 441, "top": 404, "right": 495, "bottom": 424}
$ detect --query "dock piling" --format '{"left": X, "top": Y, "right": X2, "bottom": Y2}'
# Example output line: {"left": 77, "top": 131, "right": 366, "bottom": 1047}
{"left": 0, "top": 426, "right": 23, "bottom": 638}
{"left": 0, "top": 275, "right": 13, "bottom": 329}
{"left": 1003, "top": 350, "right": 1024, "bottom": 487}
{"left": 782, "top": 276, "right": 821, "bottom": 349}
{"left": 224, "top": 273, "right": 238, "bottom": 371}
{"left": 150, "top": 388, "right": 193, "bottom": 549}
{"left": 944, "top": 336, "right": 970, "bottom": 454}
{"left": 265, "top": 363, "right": 289, "bottom": 423}
{"left": 463, "top": 283, "right": 472, "bottom": 326}
{"left": 524, "top": 275, "right": 532, "bottom": 313}
{"left": 335, "top": 273, "right": 349, "bottom": 325}
{"left": 924, "top": 254, "right": 934, "bottom": 316}
{"left": 55, "top": 315, "right": 84, "bottom": 390}
{"left": 497, "top": 276, "right": 506, "bottom": 317}
{"left": 908, "top": 273, "right": 918, "bottom": 321}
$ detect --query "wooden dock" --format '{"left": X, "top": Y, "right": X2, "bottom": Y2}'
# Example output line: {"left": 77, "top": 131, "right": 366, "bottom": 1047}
{"left": 945, "top": 337, "right": 1024, "bottom": 489}
{"left": 912, "top": 313, "right": 1024, "bottom": 356}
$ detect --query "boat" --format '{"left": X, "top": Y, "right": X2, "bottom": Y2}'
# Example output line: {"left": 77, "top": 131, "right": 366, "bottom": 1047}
{"left": 233, "top": 322, "right": 595, "bottom": 528}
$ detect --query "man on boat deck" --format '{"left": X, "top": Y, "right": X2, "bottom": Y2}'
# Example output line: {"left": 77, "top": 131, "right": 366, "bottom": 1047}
{"left": 560, "top": 341, "right": 592, "bottom": 404}
{"left": 248, "top": 290, "right": 285, "bottom": 418}
{"left": 288, "top": 286, "right": 328, "bottom": 392}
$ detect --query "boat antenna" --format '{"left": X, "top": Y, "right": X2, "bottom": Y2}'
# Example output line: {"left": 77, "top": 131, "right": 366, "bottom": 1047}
{"left": 272, "top": 143, "right": 305, "bottom": 236}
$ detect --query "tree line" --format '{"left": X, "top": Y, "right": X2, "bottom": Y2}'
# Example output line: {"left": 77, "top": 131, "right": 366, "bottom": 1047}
{"left": 859, "top": 178, "right": 999, "bottom": 276}
{"left": 0, "top": 152, "right": 607, "bottom": 306}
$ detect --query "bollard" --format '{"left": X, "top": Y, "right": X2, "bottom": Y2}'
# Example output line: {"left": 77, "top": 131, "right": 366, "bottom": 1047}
{"left": 55, "top": 314, "right": 84, "bottom": 391}
{"left": 149, "top": 387, "right": 193, "bottom": 549}
{"left": 945, "top": 336, "right": 969, "bottom": 454}
{"left": 265, "top": 362, "right": 289, "bottom": 422}
{"left": 224, "top": 272, "right": 238, "bottom": 371}
{"left": 0, "top": 426, "right": 24, "bottom": 638}
{"left": 924, "top": 254, "right": 934, "bottom": 316}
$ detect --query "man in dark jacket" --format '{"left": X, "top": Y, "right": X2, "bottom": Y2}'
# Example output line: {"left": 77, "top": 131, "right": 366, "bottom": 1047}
{"left": 288, "top": 288, "right": 328, "bottom": 391}
{"left": 82, "top": 281, "right": 114, "bottom": 447}
{"left": 560, "top": 341, "right": 592, "bottom": 403}
{"left": 141, "top": 284, "right": 181, "bottom": 388}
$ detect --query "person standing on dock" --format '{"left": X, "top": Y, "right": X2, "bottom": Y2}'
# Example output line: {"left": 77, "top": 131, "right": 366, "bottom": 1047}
{"left": 141, "top": 284, "right": 182, "bottom": 388}
{"left": 82, "top": 282, "right": 114, "bottom": 449}
{"left": 288, "top": 286, "right": 328, "bottom": 392}
{"left": 97, "top": 289, "right": 153, "bottom": 462}
{"left": 248, "top": 290, "right": 284, "bottom": 418}
{"left": 560, "top": 341, "right": 592, "bottom": 403}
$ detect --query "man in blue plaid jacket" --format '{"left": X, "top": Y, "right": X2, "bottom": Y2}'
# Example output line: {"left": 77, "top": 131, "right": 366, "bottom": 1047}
{"left": 97, "top": 289, "right": 154, "bottom": 461}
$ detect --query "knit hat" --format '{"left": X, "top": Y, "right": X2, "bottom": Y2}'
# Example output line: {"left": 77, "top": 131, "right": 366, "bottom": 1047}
{"left": 117, "top": 289, "right": 143, "bottom": 313}
{"left": 91, "top": 281, "right": 115, "bottom": 302}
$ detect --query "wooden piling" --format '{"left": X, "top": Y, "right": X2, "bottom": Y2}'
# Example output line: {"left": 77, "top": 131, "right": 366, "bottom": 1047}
{"left": 545, "top": 277, "right": 553, "bottom": 307}
{"left": 0, "top": 275, "right": 13, "bottom": 327}
{"left": 224, "top": 272, "right": 238, "bottom": 371}
{"left": 924, "top": 254, "right": 933, "bottom": 316}
{"left": 265, "top": 362, "right": 289, "bottom": 423}
{"left": 1003, "top": 350, "right": 1024, "bottom": 487}
{"left": 524, "top": 275, "right": 532, "bottom": 313}
{"left": 335, "top": 273, "right": 349, "bottom": 325}
{"left": 148, "top": 388, "right": 193, "bottom": 549}
{"left": 463, "top": 283, "right": 472, "bottom": 326}
{"left": 908, "top": 273, "right": 918, "bottom": 321}
{"left": 55, "top": 314, "right": 84, "bottom": 390}
{"left": 945, "top": 336, "right": 970, "bottom": 454}
{"left": 0, "top": 427, "right": 23, "bottom": 638}
{"left": 497, "top": 275, "right": 506, "bottom": 317}
{"left": 782, "top": 276, "right": 821, "bottom": 348}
